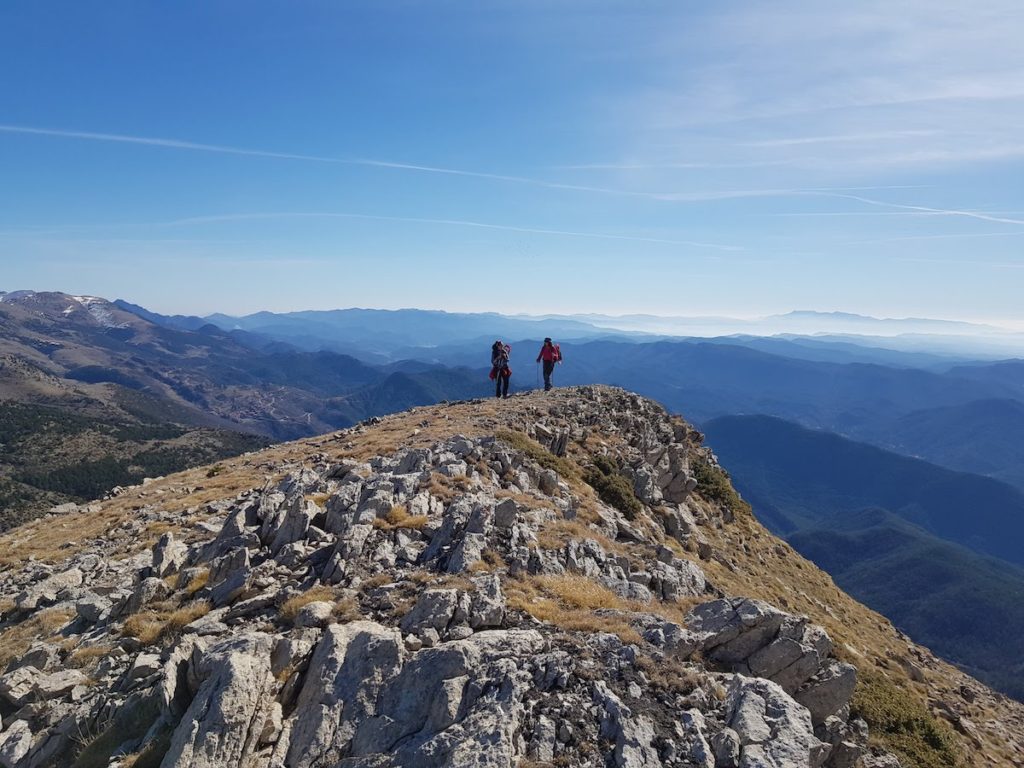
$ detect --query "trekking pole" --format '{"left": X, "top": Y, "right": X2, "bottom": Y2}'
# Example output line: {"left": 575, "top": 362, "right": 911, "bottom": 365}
{"left": 536, "top": 361, "right": 540, "bottom": 390}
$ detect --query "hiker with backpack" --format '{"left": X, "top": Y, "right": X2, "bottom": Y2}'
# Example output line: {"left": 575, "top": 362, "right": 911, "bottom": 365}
{"left": 536, "top": 337, "right": 562, "bottom": 391}
{"left": 490, "top": 340, "right": 512, "bottom": 399}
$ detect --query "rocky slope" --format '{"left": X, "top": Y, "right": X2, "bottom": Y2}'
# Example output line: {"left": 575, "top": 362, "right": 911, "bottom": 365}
{"left": 0, "top": 387, "right": 1020, "bottom": 768}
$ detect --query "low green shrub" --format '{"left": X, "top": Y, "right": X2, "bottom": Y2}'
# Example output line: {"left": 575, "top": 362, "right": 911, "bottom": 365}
{"left": 495, "top": 429, "right": 579, "bottom": 481}
{"left": 584, "top": 454, "right": 643, "bottom": 520}
{"left": 690, "top": 456, "right": 751, "bottom": 517}
{"left": 851, "top": 671, "right": 961, "bottom": 768}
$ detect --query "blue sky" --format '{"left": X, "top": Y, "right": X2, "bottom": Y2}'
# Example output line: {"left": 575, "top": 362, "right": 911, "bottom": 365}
{"left": 2, "top": 1, "right": 1023, "bottom": 323}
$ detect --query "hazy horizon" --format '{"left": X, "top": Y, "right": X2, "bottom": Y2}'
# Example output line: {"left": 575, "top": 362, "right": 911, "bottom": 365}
{"left": 8, "top": 286, "right": 1024, "bottom": 340}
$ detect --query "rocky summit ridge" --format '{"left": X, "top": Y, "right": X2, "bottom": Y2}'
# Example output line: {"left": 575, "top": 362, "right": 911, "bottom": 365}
{"left": 0, "top": 386, "right": 1021, "bottom": 768}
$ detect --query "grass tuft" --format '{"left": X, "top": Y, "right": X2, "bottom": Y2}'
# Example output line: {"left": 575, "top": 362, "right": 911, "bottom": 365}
{"left": 0, "top": 607, "right": 76, "bottom": 669}
{"left": 183, "top": 567, "right": 210, "bottom": 595}
{"left": 506, "top": 574, "right": 642, "bottom": 645}
{"left": 280, "top": 585, "right": 338, "bottom": 623}
{"left": 372, "top": 505, "right": 429, "bottom": 531}
{"left": 121, "top": 600, "right": 211, "bottom": 645}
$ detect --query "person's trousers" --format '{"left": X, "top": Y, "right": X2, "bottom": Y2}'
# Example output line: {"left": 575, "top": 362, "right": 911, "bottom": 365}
{"left": 496, "top": 372, "right": 510, "bottom": 397}
{"left": 542, "top": 360, "right": 555, "bottom": 390}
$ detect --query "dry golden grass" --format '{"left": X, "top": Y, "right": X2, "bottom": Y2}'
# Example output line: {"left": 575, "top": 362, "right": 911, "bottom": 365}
{"left": 121, "top": 613, "right": 169, "bottom": 645}
{"left": 533, "top": 575, "right": 627, "bottom": 611}
{"left": 423, "top": 473, "right": 458, "bottom": 502}
{"left": 434, "top": 575, "right": 476, "bottom": 592}
{"left": 38, "top": 607, "right": 75, "bottom": 633}
{"left": 506, "top": 575, "right": 642, "bottom": 646}
{"left": 372, "top": 505, "right": 429, "bottom": 531}
{"left": 0, "top": 451, "right": 276, "bottom": 570}
{"left": 0, "top": 597, "right": 15, "bottom": 615}
{"left": 360, "top": 573, "right": 393, "bottom": 590}
{"left": 280, "top": 585, "right": 338, "bottom": 623}
{"left": 0, "top": 607, "right": 75, "bottom": 669}
{"left": 144, "top": 521, "right": 175, "bottom": 537}
{"left": 183, "top": 568, "right": 210, "bottom": 596}
{"left": 67, "top": 643, "right": 115, "bottom": 669}
{"left": 535, "top": 519, "right": 619, "bottom": 555}
{"left": 634, "top": 654, "right": 701, "bottom": 693}
{"left": 122, "top": 600, "right": 212, "bottom": 645}
{"left": 468, "top": 548, "right": 507, "bottom": 573}
{"left": 332, "top": 596, "right": 361, "bottom": 623}
{"left": 166, "top": 600, "right": 212, "bottom": 631}
{"left": 640, "top": 595, "right": 703, "bottom": 627}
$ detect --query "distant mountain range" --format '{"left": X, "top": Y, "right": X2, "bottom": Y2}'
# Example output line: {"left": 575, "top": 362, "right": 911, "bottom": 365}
{"left": 703, "top": 414, "right": 1024, "bottom": 700}
{"left": 105, "top": 296, "right": 1024, "bottom": 360}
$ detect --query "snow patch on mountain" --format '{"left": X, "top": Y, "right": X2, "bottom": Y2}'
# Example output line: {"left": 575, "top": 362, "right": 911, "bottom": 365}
{"left": 70, "top": 295, "right": 127, "bottom": 328}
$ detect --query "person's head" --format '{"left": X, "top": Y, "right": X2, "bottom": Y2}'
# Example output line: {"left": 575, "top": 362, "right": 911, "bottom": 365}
{"left": 544, "top": 337, "right": 552, "bottom": 346}
{"left": 493, "top": 340, "right": 502, "bottom": 349}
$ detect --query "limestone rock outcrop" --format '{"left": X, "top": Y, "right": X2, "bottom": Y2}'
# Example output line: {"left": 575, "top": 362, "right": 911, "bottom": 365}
{"left": 0, "top": 386, "right": 980, "bottom": 767}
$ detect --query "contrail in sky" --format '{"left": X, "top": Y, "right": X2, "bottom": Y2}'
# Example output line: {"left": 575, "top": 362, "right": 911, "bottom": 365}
{"left": 0, "top": 123, "right": 667, "bottom": 199}
{"left": 817, "top": 192, "right": 1024, "bottom": 226}
{"left": 0, "top": 123, "right": 936, "bottom": 205}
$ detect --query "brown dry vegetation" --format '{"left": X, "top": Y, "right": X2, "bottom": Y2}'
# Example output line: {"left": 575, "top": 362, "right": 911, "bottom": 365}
{"left": 372, "top": 505, "right": 429, "bottom": 531}
{"left": 634, "top": 654, "right": 702, "bottom": 694}
{"left": 468, "top": 548, "right": 507, "bottom": 573}
{"left": 360, "top": 573, "right": 394, "bottom": 590}
{"left": 278, "top": 585, "right": 361, "bottom": 625}
{"left": 493, "top": 488, "right": 557, "bottom": 512}
{"left": 506, "top": 574, "right": 643, "bottom": 645}
{"left": 182, "top": 567, "right": 209, "bottom": 595}
{"left": 0, "top": 607, "right": 75, "bottom": 669}
{"left": 279, "top": 585, "right": 338, "bottom": 623}
{"left": 121, "top": 600, "right": 212, "bottom": 646}
{"left": 67, "top": 643, "right": 116, "bottom": 670}
{"left": 535, "top": 518, "right": 619, "bottom": 554}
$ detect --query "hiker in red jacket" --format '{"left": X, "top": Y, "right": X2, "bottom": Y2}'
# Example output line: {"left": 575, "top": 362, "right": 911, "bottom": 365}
{"left": 536, "top": 337, "right": 562, "bottom": 391}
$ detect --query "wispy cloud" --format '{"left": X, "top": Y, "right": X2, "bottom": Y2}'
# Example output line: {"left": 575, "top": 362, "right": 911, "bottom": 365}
{"left": 744, "top": 130, "right": 943, "bottom": 148}
{"left": 158, "top": 211, "right": 744, "bottom": 252}
{"left": 595, "top": 2, "right": 1024, "bottom": 178}
{"left": 853, "top": 231, "right": 1024, "bottom": 245}
{"left": 897, "top": 256, "right": 1024, "bottom": 269}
